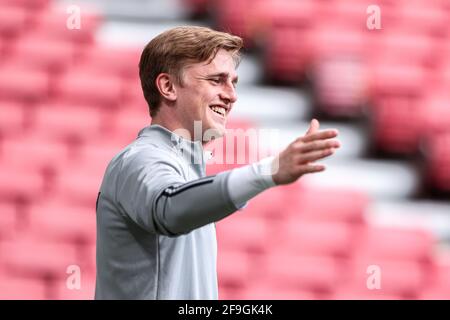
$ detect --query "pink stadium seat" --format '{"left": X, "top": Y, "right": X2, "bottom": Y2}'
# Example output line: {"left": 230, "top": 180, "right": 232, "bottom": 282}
{"left": 238, "top": 285, "right": 317, "bottom": 300}
{"left": 0, "top": 5, "right": 28, "bottom": 38}
{"left": 27, "top": 202, "right": 96, "bottom": 244}
{"left": 0, "top": 236, "right": 78, "bottom": 277}
{"left": 279, "top": 218, "right": 356, "bottom": 257}
{"left": 0, "top": 276, "right": 47, "bottom": 299}
{"left": 370, "top": 96, "right": 424, "bottom": 154}
{"left": 0, "top": 202, "right": 16, "bottom": 239}
{"left": 217, "top": 250, "right": 252, "bottom": 288}
{"left": 261, "top": 252, "right": 342, "bottom": 292}
{"left": 284, "top": 186, "right": 368, "bottom": 224}
{"left": 80, "top": 45, "right": 141, "bottom": 78}
{"left": 0, "top": 165, "right": 45, "bottom": 200}
{"left": 423, "top": 132, "right": 450, "bottom": 192}
{"left": 54, "top": 272, "right": 95, "bottom": 300}
{"left": 0, "top": 0, "right": 50, "bottom": 10}
{"left": 263, "top": 27, "right": 314, "bottom": 83}
{"left": 55, "top": 71, "right": 124, "bottom": 108}
{"left": 33, "top": 6, "right": 101, "bottom": 44}
{"left": 419, "top": 259, "right": 450, "bottom": 299}
{"left": 1, "top": 135, "right": 69, "bottom": 171}
{"left": 346, "top": 257, "right": 427, "bottom": 297}
{"left": 354, "top": 226, "right": 434, "bottom": 262}
{"left": 217, "top": 215, "right": 268, "bottom": 253}
{"left": 0, "top": 66, "right": 49, "bottom": 102}
{"left": 54, "top": 166, "right": 103, "bottom": 206}
{"left": 312, "top": 56, "right": 368, "bottom": 117}
{"left": 11, "top": 35, "right": 76, "bottom": 73}
{"left": 215, "top": 0, "right": 264, "bottom": 45}
{"left": 0, "top": 101, "right": 25, "bottom": 134}
{"left": 33, "top": 102, "right": 104, "bottom": 141}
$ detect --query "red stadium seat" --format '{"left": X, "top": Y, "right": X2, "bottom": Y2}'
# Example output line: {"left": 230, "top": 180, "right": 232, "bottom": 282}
{"left": 27, "top": 202, "right": 96, "bottom": 244}
{"left": 54, "top": 166, "right": 103, "bottom": 207}
{"left": 33, "top": 5, "right": 101, "bottom": 44}
{"left": 0, "top": 202, "right": 16, "bottom": 239}
{"left": 80, "top": 45, "right": 141, "bottom": 78}
{"left": 0, "top": 101, "right": 25, "bottom": 134}
{"left": 217, "top": 215, "right": 268, "bottom": 253}
{"left": 423, "top": 132, "right": 450, "bottom": 192}
{"left": 369, "top": 96, "right": 424, "bottom": 155}
{"left": 284, "top": 186, "right": 369, "bottom": 224}
{"left": 346, "top": 257, "right": 427, "bottom": 297}
{"left": 279, "top": 218, "right": 356, "bottom": 258}
{"left": 217, "top": 250, "right": 252, "bottom": 288}
{"left": 0, "top": 66, "right": 49, "bottom": 102}
{"left": 1, "top": 135, "right": 69, "bottom": 172}
{"left": 0, "top": 165, "right": 45, "bottom": 200}
{"left": 238, "top": 285, "right": 317, "bottom": 300}
{"left": 0, "top": 236, "right": 78, "bottom": 277}
{"left": 0, "top": 276, "right": 47, "bottom": 300}
{"left": 33, "top": 102, "right": 104, "bottom": 141}
{"left": 55, "top": 71, "right": 124, "bottom": 109}
{"left": 354, "top": 226, "right": 434, "bottom": 262}
{"left": 0, "top": 5, "right": 28, "bottom": 38}
{"left": 54, "top": 272, "right": 95, "bottom": 300}
{"left": 261, "top": 252, "right": 342, "bottom": 292}
{"left": 312, "top": 56, "right": 369, "bottom": 117}
{"left": 11, "top": 35, "right": 76, "bottom": 73}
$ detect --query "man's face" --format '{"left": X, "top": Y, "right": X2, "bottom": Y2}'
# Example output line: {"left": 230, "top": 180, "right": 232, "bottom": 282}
{"left": 173, "top": 49, "right": 238, "bottom": 141}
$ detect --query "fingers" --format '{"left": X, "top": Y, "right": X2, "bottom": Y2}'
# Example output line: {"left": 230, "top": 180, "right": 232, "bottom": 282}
{"left": 295, "top": 163, "right": 326, "bottom": 174}
{"left": 305, "top": 118, "right": 320, "bottom": 135}
{"left": 301, "top": 129, "right": 339, "bottom": 143}
{"left": 297, "top": 148, "right": 335, "bottom": 164}
{"left": 297, "top": 139, "right": 341, "bottom": 153}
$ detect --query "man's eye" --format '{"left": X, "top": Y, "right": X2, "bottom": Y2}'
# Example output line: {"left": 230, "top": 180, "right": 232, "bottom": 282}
{"left": 210, "top": 78, "right": 220, "bottom": 84}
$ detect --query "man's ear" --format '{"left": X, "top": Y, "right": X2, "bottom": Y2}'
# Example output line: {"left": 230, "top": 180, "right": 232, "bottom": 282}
{"left": 155, "top": 73, "right": 177, "bottom": 102}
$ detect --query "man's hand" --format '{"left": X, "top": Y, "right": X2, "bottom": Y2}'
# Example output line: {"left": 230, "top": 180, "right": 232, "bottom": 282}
{"left": 271, "top": 119, "right": 341, "bottom": 185}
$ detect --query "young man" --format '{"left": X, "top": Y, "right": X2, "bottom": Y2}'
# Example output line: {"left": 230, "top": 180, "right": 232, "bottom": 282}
{"left": 95, "top": 26, "right": 340, "bottom": 299}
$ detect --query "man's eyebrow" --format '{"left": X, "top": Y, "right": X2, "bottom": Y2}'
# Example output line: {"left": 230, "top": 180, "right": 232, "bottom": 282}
{"left": 207, "top": 72, "right": 239, "bottom": 83}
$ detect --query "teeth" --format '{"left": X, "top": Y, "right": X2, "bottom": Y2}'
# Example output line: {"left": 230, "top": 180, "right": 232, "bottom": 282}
{"left": 210, "top": 106, "right": 226, "bottom": 116}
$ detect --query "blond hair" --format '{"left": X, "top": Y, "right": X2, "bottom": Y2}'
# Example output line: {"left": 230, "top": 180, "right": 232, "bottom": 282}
{"left": 139, "top": 26, "right": 243, "bottom": 117}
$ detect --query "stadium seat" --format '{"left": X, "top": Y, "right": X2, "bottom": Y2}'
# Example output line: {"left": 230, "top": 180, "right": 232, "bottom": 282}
{"left": 346, "top": 257, "right": 427, "bottom": 297}
{"left": 33, "top": 5, "right": 101, "bottom": 44}
{"left": 423, "top": 131, "right": 450, "bottom": 192}
{"left": 54, "top": 71, "right": 124, "bottom": 109}
{"left": 238, "top": 285, "right": 317, "bottom": 300}
{"left": 0, "top": 202, "right": 16, "bottom": 239}
{"left": 54, "top": 272, "right": 95, "bottom": 300}
{"left": 0, "top": 5, "right": 28, "bottom": 38}
{"left": 279, "top": 218, "right": 356, "bottom": 258}
{"left": 27, "top": 202, "right": 96, "bottom": 244}
{"left": 354, "top": 226, "right": 434, "bottom": 262}
{"left": 33, "top": 102, "right": 104, "bottom": 141}
{"left": 283, "top": 186, "right": 369, "bottom": 224}
{"left": 80, "top": 45, "right": 141, "bottom": 78}
{"left": 0, "top": 66, "right": 49, "bottom": 102}
{"left": 369, "top": 95, "right": 424, "bottom": 155}
{"left": 0, "top": 236, "right": 79, "bottom": 277}
{"left": 11, "top": 35, "right": 76, "bottom": 73}
{"left": 217, "top": 250, "right": 252, "bottom": 288}
{"left": 217, "top": 215, "right": 268, "bottom": 253}
{"left": 261, "top": 252, "right": 342, "bottom": 293}
{"left": 0, "top": 100, "right": 25, "bottom": 135}
{"left": 0, "top": 165, "right": 45, "bottom": 201}
{"left": 0, "top": 276, "right": 47, "bottom": 300}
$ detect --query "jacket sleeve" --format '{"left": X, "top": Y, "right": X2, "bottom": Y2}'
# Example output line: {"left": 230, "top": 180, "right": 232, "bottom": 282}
{"left": 115, "top": 155, "right": 239, "bottom": 236}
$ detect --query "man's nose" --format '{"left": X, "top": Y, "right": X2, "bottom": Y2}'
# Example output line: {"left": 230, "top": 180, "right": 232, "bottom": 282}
{"left": 219, "top": 83, "right": 237, "bottom": 104}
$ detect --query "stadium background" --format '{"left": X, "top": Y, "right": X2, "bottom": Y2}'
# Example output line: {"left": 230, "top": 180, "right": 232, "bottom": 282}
{"left": 0, "top": 0, "right": 449, "bottom": 299}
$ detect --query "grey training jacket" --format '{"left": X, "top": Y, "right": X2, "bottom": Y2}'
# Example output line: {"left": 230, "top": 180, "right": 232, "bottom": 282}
{"left": 95, "top": 124, "right": 239, "bottom": 300}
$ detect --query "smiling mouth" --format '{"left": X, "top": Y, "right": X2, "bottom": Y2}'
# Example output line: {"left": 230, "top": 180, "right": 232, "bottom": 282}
{"left": 209, "top": 105, "right": 227, "bottom": 117}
